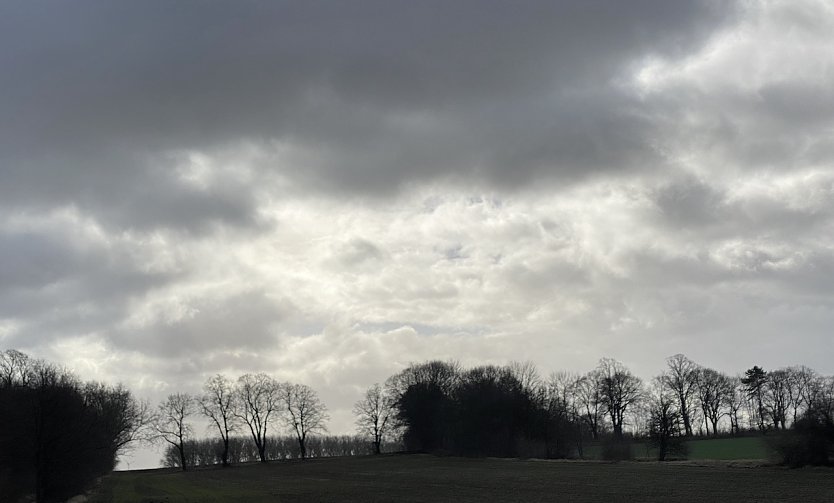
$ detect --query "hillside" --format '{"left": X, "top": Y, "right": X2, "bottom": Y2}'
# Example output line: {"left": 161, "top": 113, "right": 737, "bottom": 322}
{"left": 90, "top": 453, "right": 834, "bottom": 503}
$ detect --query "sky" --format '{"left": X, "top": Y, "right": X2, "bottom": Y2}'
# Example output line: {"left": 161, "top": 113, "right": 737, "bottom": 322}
{"left": 2, "top": 0, "right": 834, "bottom": 468}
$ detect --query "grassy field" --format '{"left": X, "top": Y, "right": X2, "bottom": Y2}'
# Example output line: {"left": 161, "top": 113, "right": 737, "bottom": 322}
{"left": 582, "top": 436, "right": 770, "bottom": 460}
{"left": 91, "top": 453, "right": 834, "bottom": 503}
{"left": 686, "top": 436, "right": 770, "bottom": 460}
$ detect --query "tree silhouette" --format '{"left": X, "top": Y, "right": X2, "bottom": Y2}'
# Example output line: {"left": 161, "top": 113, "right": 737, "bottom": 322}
{"left": 0, "top": 351, "right": 149, "bottom": 502}
{"left": 575, "top": 372, "right": 605, "bottom": 440}
{"left": 234, "top": 373, "right": 281, "bottom": 463}
{"left": 725, "top": 376, "right": 746, "bottom": 435}
{"left": 354, "top": 383, "right": 395, "bottom": 454}
{"left": 694, "top": 367, "right": 731, "bottom": 435}
{"left": 153, "top": 393, "right": 196, "bottom": 471}
{"left": 281, "top": 383, "right": 329, "bottom": 460}
{"left": 389, "top": 361, "right": 459, "bottom": 452}
{"left": 646, "top": 378, "right": 686, "bottom": 461}
{"left": 596, "top": 358, "right": 643, "bottom": 440}
{"left": 544, "top": 371, "right": 583, "bottom": 458}
{"left": 199, "top": 374, "right": 238, "bottom": 467}
{"left": 766, "top": 369, "right": 791, "bottom": 430}
{"left": 663, "top": 354, "right": 699, "bottom": 436}
{"left": 0, "top": 349, "right": 31, "bottom": 387}
{"left": 742, "top": 366, "right": 768, "bottom": 432}
{"left": 453, "top": 365, "right": 537, "bottom": 457}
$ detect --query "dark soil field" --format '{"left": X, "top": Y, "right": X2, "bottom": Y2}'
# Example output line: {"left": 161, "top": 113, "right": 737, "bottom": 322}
{"left": 91, "top": 454, "right": 834, "bottom": 503}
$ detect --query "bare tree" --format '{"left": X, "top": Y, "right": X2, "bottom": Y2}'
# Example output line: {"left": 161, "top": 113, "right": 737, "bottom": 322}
{"left": 0, "top": 349, "right": 31, "bottom": 387}
{"left": 575, "top": 371, "right": 605, "bottom": 440}
{"left": 803, "top": 373, "right": 834, "bottom": 422}
{"left": 509, "top": 360, "right": 542, "bottom": 395}
{"left": 596, "top": 358, "right": 643, "bottom": 440}
{"left": 724, "top": 376, "right": 746, "bottom": 435}
{"left": 546, "top": 371, "right": 579, "bottom": 409}
{"left": 546, "top": 371, "right": 580, "bottom": 425}
{"left": 777, "top": 365, "right": 822, "bottom": 427}
{"left": 545, "top": 371, "right": 582, "bottom": 456}
{"left": 353, "top": 383, "right": 395, "bottom": 454}
{"left": 200, "top": 374, "right": 238, "bottom": 467}
{"left": 646, "top": 377, "right": 685, "bottom": 461}
{"left": 792, "top": 366, "right": 819, "bottom": 423}
{"left": 694, "top": 367, "right": 731, "bottom": 435}
{"left": 742, "top": 390, "right": 760, "bottom": 431}
{"left": 663, "top": 354, "right": 699, "bottom": 436}
{"left": 282, "top": 383, "right": 329, "bottom": 460}
{"left": 234, "top": 373, "right": 281, "bottom": 463}
{"left": 386, "top": 360, "right": 461, "bottom": 399}
{"left": 765, "top": 368, "right": 791, "bottom": 430}
{"left": 813, "top": 376, "right": 834, "bottom": 421}
{"left": 153, "top": 393, "right": 196, "bottom": 471}
{"left": 82, "top": 382, "right": 153, "bottom": 459}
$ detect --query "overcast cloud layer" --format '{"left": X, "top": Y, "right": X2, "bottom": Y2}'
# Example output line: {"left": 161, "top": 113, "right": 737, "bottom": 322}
{"left": 2, "top": 0, "right": 834, "bottom": 468}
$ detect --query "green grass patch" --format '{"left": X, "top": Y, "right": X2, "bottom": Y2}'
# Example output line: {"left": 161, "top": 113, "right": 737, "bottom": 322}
{"left": 90, "top": 454, "right": 834, "bottom": 503}
{"left": 581, "top": 436, "right": 770, "bottom": 461}
{"left": 687, "top": 436, "right": 770, "bottom": 460}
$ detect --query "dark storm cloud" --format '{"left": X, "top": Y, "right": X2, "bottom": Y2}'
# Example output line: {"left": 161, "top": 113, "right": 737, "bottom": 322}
{"left": 0, "top": 0, "right": 735, "bottom": 225}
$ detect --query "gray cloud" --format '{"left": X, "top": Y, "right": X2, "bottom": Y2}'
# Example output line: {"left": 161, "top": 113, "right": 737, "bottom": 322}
{"left": 0, "top": 0, "right": 735, "bottom": 226}
{"left": 114, "top": 289, "right": 296, "bottom": 358}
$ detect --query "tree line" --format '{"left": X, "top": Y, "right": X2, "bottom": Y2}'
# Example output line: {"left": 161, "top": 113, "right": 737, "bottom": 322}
{"left": 357, "top": 356, "right": 834, "bottom": 463}
{"left": 159, "top": 435, "right": 402, "bottom": 469}
{"left": 0, "top": 350, "right": 150, "bottom": 503}
{"left": 154, "top": 373, "right": 329, "bottom": 470}
{"left": 169, "top": 356, "right": 831, "bottom": 466}
{"left": 3, "top": 348, "right": 833, "bottom": 501}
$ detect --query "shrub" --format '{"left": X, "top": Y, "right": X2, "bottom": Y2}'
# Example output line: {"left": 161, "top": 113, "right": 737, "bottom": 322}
{"left": 601, "top": 438, "right": 634, "bottom": 461}
{"left": 769, "top": 410, "right": 833, "bottom": 467}
{"left": 648, "top": 435, "right": 689, "bottom": 461}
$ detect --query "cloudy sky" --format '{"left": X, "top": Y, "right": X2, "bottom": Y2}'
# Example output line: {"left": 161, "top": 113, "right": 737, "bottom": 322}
{"left": 2, "top": 0, "right": 834, "bottom": 467}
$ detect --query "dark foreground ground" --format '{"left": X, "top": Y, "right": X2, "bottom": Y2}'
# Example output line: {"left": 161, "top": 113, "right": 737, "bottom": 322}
{"left": 91, "top": 454, "right": 834, "bottom": 503}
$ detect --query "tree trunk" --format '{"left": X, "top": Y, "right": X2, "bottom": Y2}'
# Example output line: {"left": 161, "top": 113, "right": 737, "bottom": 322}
{"left": 254, "top": 434, "right": 267, "bottom": 462}
{"left": 221, "top": 437, "right": 229, "bottom": 467}
{"left": 756, "top": 396, "right": 766, "bottom": 432}
{"left": 178, "top": 444, "right": 187, "bottom": 471}
{"left": 298, "top": 438, "right": 307, "bottom": 460}
{"left": 587, "top": 413, "right": 599, "bottom": 440}
{"left": 611, "top": 410, "right": 623, "bottom": 440}
{"left": 658, "top": 438, "right": 667, "bottom": 461}
{"left": 680, "top": 398, "right": 692, "bottom": 436}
